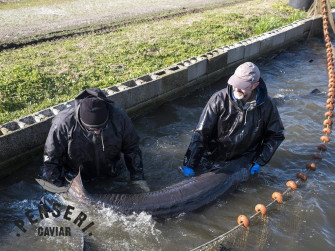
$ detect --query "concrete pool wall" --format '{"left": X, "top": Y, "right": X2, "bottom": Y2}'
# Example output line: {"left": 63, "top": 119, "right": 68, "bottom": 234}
{"left": 0, "top": 14, "right": 325, "bottom": 177}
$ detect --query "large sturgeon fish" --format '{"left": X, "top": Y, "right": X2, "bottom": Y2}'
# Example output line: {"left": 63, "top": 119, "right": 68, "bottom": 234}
{"left": 67, "top": 157, "right": 251, "bottom": 218}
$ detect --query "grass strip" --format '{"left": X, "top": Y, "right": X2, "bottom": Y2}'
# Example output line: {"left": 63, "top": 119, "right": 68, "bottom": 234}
{"left": 0, "top": 0, "right": 307, "bottom": 125}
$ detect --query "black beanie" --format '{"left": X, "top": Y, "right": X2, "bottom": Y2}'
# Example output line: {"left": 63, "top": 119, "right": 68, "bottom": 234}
{"left": 79, "top": 97, "right": 109, "bottom": 129}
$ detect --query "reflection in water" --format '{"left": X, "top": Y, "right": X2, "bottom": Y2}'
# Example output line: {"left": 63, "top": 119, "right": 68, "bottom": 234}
{"left": 0, "top": 38, "right": 335, "bottom": 250}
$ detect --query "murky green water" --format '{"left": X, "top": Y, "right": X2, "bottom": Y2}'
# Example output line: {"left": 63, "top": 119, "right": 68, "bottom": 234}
{"left": 0, "top": 38, "right": 334, "bottom": 250}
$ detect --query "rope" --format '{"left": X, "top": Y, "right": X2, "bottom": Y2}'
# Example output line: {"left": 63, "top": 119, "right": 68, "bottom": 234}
{"left": 321, "top": 0, "right": 335, "bottom": 144}
{"left": 191, "top": 1, "right": 334, "bottom": 250}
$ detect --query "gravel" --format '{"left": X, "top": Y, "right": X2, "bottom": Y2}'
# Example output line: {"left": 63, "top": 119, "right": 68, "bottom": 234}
{"left": 0, "top": 0, "right": 238, "bottom": 45}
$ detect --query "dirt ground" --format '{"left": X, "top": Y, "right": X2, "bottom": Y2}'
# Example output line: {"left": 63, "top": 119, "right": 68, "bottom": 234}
{"left": 0, "top": 0, "right": 245, "bottom": 46}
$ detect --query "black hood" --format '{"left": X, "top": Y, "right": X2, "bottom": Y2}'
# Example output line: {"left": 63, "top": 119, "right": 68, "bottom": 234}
{"left": 74, "top": 87, "right": 113, "bottom": 121}
{"left": 255, "top": 78, "right": 267, "bottom": 105}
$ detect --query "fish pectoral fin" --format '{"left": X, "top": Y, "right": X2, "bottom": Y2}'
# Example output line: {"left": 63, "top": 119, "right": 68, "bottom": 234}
{"left": 35, "top": 178, "right": 70, "bottom": 193}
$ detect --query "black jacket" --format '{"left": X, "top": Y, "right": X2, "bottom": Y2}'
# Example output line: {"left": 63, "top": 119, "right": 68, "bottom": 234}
{"left": 183, "top": 79, "right": 285, "bottom": 169}
{"left": 43, "top": 88, "right": 144, "bottom": 183}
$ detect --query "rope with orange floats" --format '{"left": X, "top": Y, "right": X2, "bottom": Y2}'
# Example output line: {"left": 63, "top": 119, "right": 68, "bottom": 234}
{"left": 322, "top": 0, "right": 334, "bottom": 145}
{"left": 191, "top": 1, "right": 334, "bottom": 250}
{"left": 191, "top": 169, "right": 314, "bottom": 251}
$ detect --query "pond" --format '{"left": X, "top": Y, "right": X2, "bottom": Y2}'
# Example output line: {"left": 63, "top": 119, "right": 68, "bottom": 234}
{"left": 0, "top": 38, "right": 334, "bottom": 250}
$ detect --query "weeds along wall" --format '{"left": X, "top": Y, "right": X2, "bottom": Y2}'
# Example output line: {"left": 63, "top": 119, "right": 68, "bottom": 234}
{"left": 0, "top": 15, "right": 324, "bottom": 177}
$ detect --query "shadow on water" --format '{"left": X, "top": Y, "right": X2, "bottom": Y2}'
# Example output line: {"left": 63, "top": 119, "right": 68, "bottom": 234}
{"left": 0, "top": 38, "right": 335, "bottom": 250}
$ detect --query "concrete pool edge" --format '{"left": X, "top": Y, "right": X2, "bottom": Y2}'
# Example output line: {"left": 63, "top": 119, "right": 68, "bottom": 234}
{"left": 0, "top": 14, "right": 325, "bottom": 177}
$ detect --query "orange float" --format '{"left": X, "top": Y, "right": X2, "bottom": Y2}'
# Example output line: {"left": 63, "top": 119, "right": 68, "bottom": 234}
{"left": 272, "top": 192, "right": 283, "bottom": 203}
{"left": 326, "top": 98, "right": 334, "bottom": 104}
{"left": 296, "top": 172, "right": 307, "bottom": 181}
{"left": 255, "top": 204, "right": 267, "bottom": 215}
{"left": 326, "top": 103, "right": 334, "bottom": 110}
{"left": 306, "top": 162, "right": 316, "bottom": 171}
{"left": 325, "top": 111, "right": 333, "bottom": 117}
{"left": 320, "top": 135, "right": 330, "bottom": 143}
{"left": 286, "top": 180, "right": 297, "bottom": 190}
{"left": 312, "top": 153, "right": 323, "bottom": 160}
{"left": 237, "top": 215, "right": 249, "bottom": 227}
{"left": 327, "top": 92, "right": 335, "bottom": 98}
{"left": 323, "top": 119, "right": 332, "bottom": 126}
{"left": 317, "top": 143, "right": 327, "bottom": 151}
{"left": 323, "top": 127, "right": 331, "bottom": 134}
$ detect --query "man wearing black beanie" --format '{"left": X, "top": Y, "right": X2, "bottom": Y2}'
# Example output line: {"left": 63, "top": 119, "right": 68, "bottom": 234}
{"left": 43, "top": 87, "right": 148, "bottom": 192}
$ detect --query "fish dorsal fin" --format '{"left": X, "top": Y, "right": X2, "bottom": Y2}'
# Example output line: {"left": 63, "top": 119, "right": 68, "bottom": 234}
{"left": 69, "top": 171, "right": 89, "bottom": 198}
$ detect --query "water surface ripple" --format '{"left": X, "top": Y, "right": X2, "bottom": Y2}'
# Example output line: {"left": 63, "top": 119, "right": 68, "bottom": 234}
{"left": 0, "top": 38, "right": 334, "bottom": 250}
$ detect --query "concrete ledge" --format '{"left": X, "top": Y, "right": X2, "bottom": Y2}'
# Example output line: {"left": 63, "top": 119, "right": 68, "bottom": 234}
{"left": 0, "top": 14, "right": 327, "bottom": 177}
{"left": 178, "top": 56, "right": 207, "bottom": 82}
{"left": 285, "top": 21, "right": 306, "bottom": 42}
{"left": 152, "top": 64, "right": 188, "bottom": 93}
{"left": 242, "top": 37, "right": 261, "bottom": 59}
{"left": 226, "top": 42, "right": 245, "bottom": 64}
{"left": 206, "top": 48, "right": 228, "bottom": 74}
{"left": 258, "top": 32, "right": 276, "bottom": 55}
{"left": 272, "top": 28, "right": 287, "bottom": 47}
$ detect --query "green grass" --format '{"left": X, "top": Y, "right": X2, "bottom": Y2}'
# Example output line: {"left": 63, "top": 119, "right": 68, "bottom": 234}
{"left": 0, "top": 0, "right": 307, "bottom": 125}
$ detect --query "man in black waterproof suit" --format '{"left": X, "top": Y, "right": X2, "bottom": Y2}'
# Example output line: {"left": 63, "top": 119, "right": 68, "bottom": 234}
{"left": 43, "top": 87, "right": 148, "bottom": 191}
{"left": 181, "top": 62, "right": 285, "bottom": 176}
